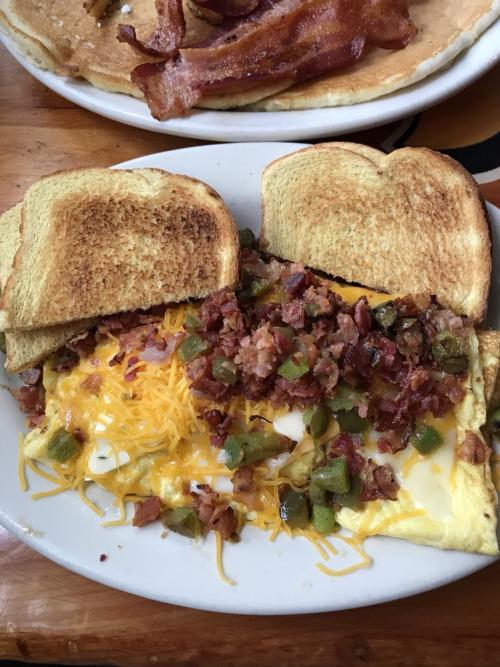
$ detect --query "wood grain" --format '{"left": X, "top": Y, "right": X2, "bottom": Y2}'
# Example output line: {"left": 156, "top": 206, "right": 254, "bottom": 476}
{"left": 0, "top": 44, "right": 499, "bottom": 667}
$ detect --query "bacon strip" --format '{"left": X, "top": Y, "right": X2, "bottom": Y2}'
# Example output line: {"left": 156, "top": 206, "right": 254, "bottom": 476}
{"left": 118, "top": 0, "right": 186, "bottom": 57}
{"left": 193, "top": 0, "right": 260, "bottom": 17}
{"left": 131, "top": 0, "right": 416, "bottom": 119}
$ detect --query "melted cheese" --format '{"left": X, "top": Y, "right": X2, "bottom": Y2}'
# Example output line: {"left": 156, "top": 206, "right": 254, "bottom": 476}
{"left": 329, "top": 281, "right": 401, "bottom": 308}
{"left": 21, "top": 281, "right": 468, "bottom": 578}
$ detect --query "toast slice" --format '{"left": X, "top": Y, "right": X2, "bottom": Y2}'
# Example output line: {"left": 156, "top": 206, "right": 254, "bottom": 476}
{"left": 1, "top": 168, "right": 239, "bottom": 330}
{"left": 261, "top": 143, "right": 491, "bottom": 322}
{"left": 0, "top": 204, "right": 95, "bottom": 371}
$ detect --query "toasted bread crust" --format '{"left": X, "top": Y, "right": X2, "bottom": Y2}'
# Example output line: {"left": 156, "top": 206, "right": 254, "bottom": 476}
{"left": 2, "top": 167, "right": 239, "bottom": 329}
{"left": 261, "top": 143, "right": 491, "bottom": 323}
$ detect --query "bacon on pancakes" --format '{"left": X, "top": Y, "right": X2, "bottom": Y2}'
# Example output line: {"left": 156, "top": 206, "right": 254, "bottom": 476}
{"left": 127, "top": 0, "right": 416, "bottom": 119}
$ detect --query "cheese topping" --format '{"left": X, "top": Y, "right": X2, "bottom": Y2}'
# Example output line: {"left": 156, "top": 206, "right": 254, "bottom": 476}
{"left": 20, "top": 279, "right": 469, "bottom": 579}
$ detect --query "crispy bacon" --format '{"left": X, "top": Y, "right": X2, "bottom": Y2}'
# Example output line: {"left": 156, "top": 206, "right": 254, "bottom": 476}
{"left": 192, "top": 485, "right": 238, "bottom": 540}
{"left": 11, "top": 384, "right": 45, "bottom": 417}
{"left": 232, "top": 465, "right": 262, "bottom": 510}
{"left": 359, "top": 461, "right": 399, "bottom": 501}
{"left": 326, "top": 432, "right": 365, "bottom": 476}
{"left": 52, "top": 347, "right": 79, "bottom": 373}
{"left": 19, "top": 368, "right": 41, "bottom": 386}
{"left": 80, "top": 373, "right": 103, "bottom": 395}
{"left": 193, "top": 0, "right": 260, "bottom": 17}
{"left": 131, "top": 0, "right": 416, "bottom": 119}
{"left": 118, "top": 0, "right": 186, "bottom": 57}
{"left": 133, "top": 496, "right": 162, "bottom": 527}
{"left": 458, "top": 431, "right": 489, "bottom": 465}
{"left": 67, "top": 330, "right": 97, "bottom": 358}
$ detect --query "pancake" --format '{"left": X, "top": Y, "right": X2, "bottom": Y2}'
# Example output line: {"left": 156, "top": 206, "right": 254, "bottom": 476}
{"left": 1, "top": 0, "right": 498, "bottom": 111}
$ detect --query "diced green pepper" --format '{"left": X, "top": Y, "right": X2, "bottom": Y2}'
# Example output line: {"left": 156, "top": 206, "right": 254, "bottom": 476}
{"left": 212, "top": 355, "right": 237, "bottom": 385}
{"left": 162, "top": 507, "right": 201, "bottom": 538}
{"left": 302, "top": 404, "right": 329, "bottom": 439}
{"left": 374, "top": 302, "right": 397, "bottom": 329}
{"left": 312, "top": 504, "right": 336, "bottom": 534}
{"left": 238, "top": 228, "right": 257, "bottom": 249}
{"left": 311, "top": 457, "right": 351, "bottom": 494}
{"left": 432, "top": 331, "right": 467, "bottom": 361}
{"left": 240, "top": 278, "right": 271, "bottom": 299}
{"left": 47, "top": 428, "right": 80, "bottom": 463}
{"left": 327, "top": 383, "right": 365, "bottom": 412}
{"left": 334, "top": 477, "right": 362, "bottom": 510}
{"left": 279, "top": 489, "right": 309, "bottom": 529}
{"left": 277, "top": 354, "right": 310, "bottom": 379}
{"left": 308, "top": 481, "right": 327, "bottom": 505}
{"left": 334, "top": 409, "right": 368, "bottom": 433}
{"left": 304, "top": 303, "right": 320, "bottom": 317}
{"left": 441, "top": 355, "right": 468, "bottom": 375}
{"left": 0, "top": 331, "right": 5, "bottom": 354}
{"left": 223, "top": 431, "right": 283, "bottom": 469}
{"left": 487, "top": 407, "right": 500, "bottom": 437}
{"left": 241, "top": 431, "right": 282, "bottom": 465}
{"left": 184, "top": 312, "right": 202, "bottom": 333}
{"left": 178, "top": 334, "right": 210, "bottom": 362}
{"left": 224, "top": 435, "right": 244, "bottom": 470}
{"left": 410, "top": 424, "right": 443, "bottom": 455}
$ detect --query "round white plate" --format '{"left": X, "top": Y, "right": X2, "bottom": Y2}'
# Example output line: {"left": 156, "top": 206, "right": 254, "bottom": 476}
{"left": 0, "top": 143, "right": 498, "bottom": 614}
{"left": 1, "top": 18, "right": 499, "bottom": 142}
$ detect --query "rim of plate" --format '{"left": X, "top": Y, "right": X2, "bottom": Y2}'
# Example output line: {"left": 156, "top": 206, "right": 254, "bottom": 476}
{"left": 0, "top": 18, "right": 498, "bottom": 142}
{"left": 0, "top": 143, "right": 498, "bottom": 615}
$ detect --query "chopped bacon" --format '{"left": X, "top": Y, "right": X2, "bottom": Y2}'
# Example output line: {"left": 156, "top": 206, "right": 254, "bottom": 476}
{"left": 281, "top": 301, "right": 304, "bottom": 329}
{"left": 235, "top": 323, "right": 280, "bottom": 380}
{"left": 395, "top": 321, "right": 423, "bottom": 358}
{"left": 119, "top": 324, "right": 158, "bottom": 353}
{"left": 198, "top": 288, "right": 243, "bottom": 334}
{"left": 458, "top": 431, "right": 489, "bottom": 465}
{"left": 193, "top": 0, "right": 259, "bottom": 17}
{"left": 52, "top": 347, "right": 79, "bottom": 373}
{"left": 80, "top": 373, "right": 103, "bottom": 395}
{"left": 27, "top": 414, "right": 45, "bottom": 428}
{"left": 109, "top": 350, "right": 126, "bottom": 367}
{"left": 326, "top": 432, "right": 365, "bottom": 476}
{"left": 303, "top": 285, "right": 335, "bottom": 316}
{"left": 270, "top": 376, "right": 322, "bottom": 409}
{"left": 354, "top": 298, "right": 372, "bottom": 336}
{"left": 133, "top": 496, "right": 162, "bottom": 527}
{"left": 192, "top": 485, "right": 238, "bottom": 540}
{"left": 73, "top": 428, "right": 86, "bottom": 443}
{"left": 131, "top": 0, "right": 416, "bottom": 120}
{"left": 11, "top": 384, "right": 45, "bottom": 417}
{"left": 232, "top": 465, "right": 262, "bottom": 510}
{"left": 19, "top": 368, "right": 41, "bottom": 385}
{"left": 118, "top": 0, "right": 185, "bottom": 57}
{"left": 334, "top": 313, "right": 359, "bottom": 345}
{"left": 283, "top": 272, "right": 310, "bottom": 298}
{"left": 124, "top": 356, "right": 144, "bottom": 382}
{"left": 359, "top": 461, "right": 399, "bottom": 501}
{"left": 67, "top": 330, "right": 97, "bottom": 358}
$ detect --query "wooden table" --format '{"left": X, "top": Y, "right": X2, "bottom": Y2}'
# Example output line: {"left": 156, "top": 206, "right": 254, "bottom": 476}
{"left": 1, "top": 45, "right": 500, "bottom": 666}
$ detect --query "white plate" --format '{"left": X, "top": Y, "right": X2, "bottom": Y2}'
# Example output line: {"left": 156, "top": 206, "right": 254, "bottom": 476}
{"left": 1, "top": 18, "right": 499, "bottom": 142}
{"left": 0, "top": 143, "right": 498, "bottom": 614}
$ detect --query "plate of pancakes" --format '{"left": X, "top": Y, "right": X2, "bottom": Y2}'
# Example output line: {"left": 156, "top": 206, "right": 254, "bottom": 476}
{"left": 1, "top": 0, "right": 499, "bottom": 140}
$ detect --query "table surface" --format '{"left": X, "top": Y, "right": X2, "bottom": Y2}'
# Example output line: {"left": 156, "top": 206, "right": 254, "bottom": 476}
{"left": 1, "top": 45, "right": 500, "bottom": 667}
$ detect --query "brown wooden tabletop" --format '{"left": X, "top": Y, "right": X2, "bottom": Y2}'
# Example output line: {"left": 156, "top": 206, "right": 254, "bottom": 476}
{"left": 1, "top": 45, "right": 500, "bottom": 667}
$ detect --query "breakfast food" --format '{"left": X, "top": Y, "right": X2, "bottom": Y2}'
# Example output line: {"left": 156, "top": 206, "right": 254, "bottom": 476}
{"left": 1, "top": 0, "right": 498, "bottom": 117}
{"left": 2, "top": 145, "right": 499, "bottom": 583}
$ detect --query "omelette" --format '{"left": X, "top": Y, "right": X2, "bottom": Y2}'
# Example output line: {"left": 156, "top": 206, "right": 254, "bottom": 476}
{"left": 18, "top": 246, "right": 499, "bottom": 569}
